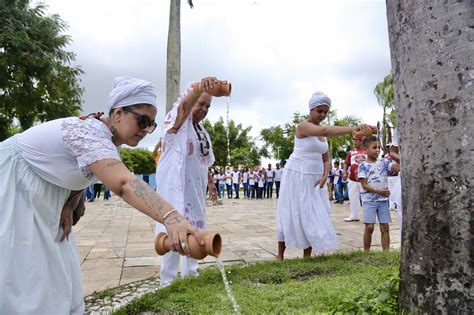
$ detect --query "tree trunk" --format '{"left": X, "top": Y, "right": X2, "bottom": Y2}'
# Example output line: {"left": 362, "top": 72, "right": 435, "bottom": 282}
{"left": 386, "top": 1, "right": 473, "bottom": 313}
{"left": 166, "top": 0, "right": 181, "bottom": 113}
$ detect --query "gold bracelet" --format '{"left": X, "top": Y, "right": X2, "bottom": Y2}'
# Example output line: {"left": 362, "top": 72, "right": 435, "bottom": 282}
{"left": 162, "top": 209, "right": 178, "bottom": 223}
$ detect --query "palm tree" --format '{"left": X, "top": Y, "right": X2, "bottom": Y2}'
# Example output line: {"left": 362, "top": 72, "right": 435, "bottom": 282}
{"left": 329, "top": 115, "right": 362, "bottom": 160}
{"left": 374, "top": 73, "right": 394, "bottom": 153}
{"left": 166, "top": 0, "right": 194, "bottom": 113}
{"left": 387, "top": 1, "right": 472, "bottom": 312}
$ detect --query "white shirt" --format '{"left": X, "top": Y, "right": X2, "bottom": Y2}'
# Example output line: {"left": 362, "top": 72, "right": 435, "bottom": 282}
{"left": 217, "top": 174, "right": 225, "bottom": 185}
{"left": 242, "top": 171, "right": 249, "bottom": 183}
{"left": 225, "top": 172, "right": 232, "bottom": 185}
{"left": 265, "top": 169, "right": 274, "bottom": 182}
{"left": 232, "top": 171, "right": 240, "bottom": 184}
{"left": 248, "top": 172, "right": 256, "bottom": 185}
{"left": 274, "top": 168, "right": 283, "bottom": 181}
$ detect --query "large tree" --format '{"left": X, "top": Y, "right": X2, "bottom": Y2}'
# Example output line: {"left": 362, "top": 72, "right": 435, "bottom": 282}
{"left": 387, "top": 1, "right": 472, "bottom": 313}
{"left": 0, "top": 0, "right": 83, "bottom": 139}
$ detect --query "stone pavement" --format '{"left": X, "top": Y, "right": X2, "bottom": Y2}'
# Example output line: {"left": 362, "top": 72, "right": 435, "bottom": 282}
{"left": 75, "top": 195, "right": 400, "bottom": 298}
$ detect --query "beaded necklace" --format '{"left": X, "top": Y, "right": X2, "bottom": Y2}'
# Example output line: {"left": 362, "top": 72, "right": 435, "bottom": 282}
{"left": 193, "top": 123, "right": 210, "bottom": 156}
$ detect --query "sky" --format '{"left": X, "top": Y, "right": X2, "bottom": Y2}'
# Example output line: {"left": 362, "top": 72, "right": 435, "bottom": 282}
{"left": 38, "top": 0, "right": 392, "bottom": 155}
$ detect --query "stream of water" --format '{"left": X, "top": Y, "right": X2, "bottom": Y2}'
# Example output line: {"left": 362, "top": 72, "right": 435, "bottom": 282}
{"left": 217, "top": 257, "right": 241, "bottom": 315}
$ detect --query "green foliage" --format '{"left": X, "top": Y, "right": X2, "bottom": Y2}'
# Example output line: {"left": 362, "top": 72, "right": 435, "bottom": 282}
{"left": 115, "top": 251, "right": 400, "bottom": 314}
{"left": 120, "top": 148, "right": 154, "bottom": 174}
{"left": 261, "top": 111, "right": 362, "bottom": 163}
{"left": 329, "top": 115, "right": 362, "bottom": 160}
{"left": 374, "top": 73, "right": 396, "bottom": 151}
{"left": 203, "top": 117, "right": 260, "bottom": 169}
{"left": 260, "top": 112, "right": 306, "bottom": 166}
{"left": 0, "top": 0, "right": 84, "bottom": 139}
{"left": 334, "top": 272, "right": 399, "bottom": 314}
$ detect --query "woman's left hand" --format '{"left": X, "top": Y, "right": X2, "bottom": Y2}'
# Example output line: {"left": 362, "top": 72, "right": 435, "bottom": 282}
{"left": 315, "top": 176, "right": 327, "bottom": 188}
{"left": 59, "top": 203, "right": 73, "bottom": 242}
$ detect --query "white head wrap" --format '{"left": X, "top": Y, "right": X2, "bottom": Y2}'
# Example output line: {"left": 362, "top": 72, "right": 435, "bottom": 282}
{"left": 308, "top": 91, "right": 331, "bottom": 110}
{"left": 107, "top": 76, "right": 157, "bottom": 111}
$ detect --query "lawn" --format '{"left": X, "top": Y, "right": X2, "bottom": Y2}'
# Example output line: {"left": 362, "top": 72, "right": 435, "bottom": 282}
{"left": 115, "top": 250, "right": 400, "bottom": 314}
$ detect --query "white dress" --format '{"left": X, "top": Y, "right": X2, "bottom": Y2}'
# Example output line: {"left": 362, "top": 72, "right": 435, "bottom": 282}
{"left": 275, "top": 136, "right": 338, "bottom": 252}
{"left": 154, "top": 87, "right": 215, "bottom": 286}
{"left": 0, "top": 117, "right": 120, "bottom": 314}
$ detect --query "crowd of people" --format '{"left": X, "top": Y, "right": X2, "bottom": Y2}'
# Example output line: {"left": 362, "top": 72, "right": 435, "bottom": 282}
{"left": 209, "top": 163, "right": 283, "bottom": 200}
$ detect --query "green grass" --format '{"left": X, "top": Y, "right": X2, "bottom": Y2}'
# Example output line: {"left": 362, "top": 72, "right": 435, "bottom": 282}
{"left": 115, "top": 250, "right": 400, "bottom": 314}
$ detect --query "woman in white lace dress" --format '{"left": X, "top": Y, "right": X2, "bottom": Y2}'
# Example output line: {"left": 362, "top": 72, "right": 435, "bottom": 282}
{"left": 0, "top": 77, "right": 213, "bottom": 314}
{"left": 275, "top": 91, "right": 371, "bottom": 261}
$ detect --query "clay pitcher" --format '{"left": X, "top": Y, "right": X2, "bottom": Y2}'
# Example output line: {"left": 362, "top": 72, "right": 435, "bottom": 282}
{"left": 352, "top": 125, "right": 378, "bottom": 137}
{"left": 195, "top": 80, "right": 232, "bottom": 97}
{"left": 155, "top": 232, "right": 222, "bottom": 260}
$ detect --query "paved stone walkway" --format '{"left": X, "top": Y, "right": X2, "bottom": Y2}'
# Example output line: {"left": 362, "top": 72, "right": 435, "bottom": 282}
{"left": 75, "top": 195, "right": 400, "bottom": 312}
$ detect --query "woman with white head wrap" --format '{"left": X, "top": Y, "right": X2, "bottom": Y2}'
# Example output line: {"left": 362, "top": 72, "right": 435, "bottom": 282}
{"left": 0, "top": 76, "right": 211, "bottom": 314}
{"left": 275, "top": 91, "right": 372, "bottom": 260}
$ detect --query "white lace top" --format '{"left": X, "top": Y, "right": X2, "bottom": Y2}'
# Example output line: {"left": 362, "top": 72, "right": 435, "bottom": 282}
{"left": 17, "top": 117, "right": 120, "bottom": 190}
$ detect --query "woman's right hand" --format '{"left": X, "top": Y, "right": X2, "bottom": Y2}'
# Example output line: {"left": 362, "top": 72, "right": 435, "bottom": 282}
{"left": 163, "top": 212, "right": 206, "bottom": 256}
{"left": 353, "top": 124, "right": 376, "bottom": 136}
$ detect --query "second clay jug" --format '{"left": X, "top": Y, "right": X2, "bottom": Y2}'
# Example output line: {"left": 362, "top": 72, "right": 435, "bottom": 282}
{"left": 155, "top": 231, "right": 222, "bottom": 260}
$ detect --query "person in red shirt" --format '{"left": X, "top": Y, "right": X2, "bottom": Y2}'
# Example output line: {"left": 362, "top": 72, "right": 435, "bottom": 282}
{"left": 342, "top": 135, "right": 367, "bottom": 221}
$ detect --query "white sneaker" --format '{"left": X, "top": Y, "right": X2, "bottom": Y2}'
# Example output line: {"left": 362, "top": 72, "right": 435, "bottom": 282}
{"left": 344, "top": 217, "right": 360, "bottom": 222}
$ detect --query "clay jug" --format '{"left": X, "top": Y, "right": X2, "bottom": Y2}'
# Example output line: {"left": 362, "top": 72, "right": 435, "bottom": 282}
{"left": 195, "top": 80, "right": 232, "bottom": 97}
{"left": 155, "top": 232, "right": 222, "bottom": 260}
{"left": 352, "top": 125, "right": 378, "bottom": 137}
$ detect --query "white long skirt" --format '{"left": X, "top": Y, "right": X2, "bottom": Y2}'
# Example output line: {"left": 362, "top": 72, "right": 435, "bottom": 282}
{"left": 276, "top": 157, "right": 338, "bottom": 252}
{"left": 0, "top": 137, "right": 84, "bottom": 314}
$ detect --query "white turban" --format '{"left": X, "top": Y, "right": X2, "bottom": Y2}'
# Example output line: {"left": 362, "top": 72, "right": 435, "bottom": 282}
{"left": 308, "top": 91, "right": 331, "bottom": 110}
{"left": 107, "top": 76, "right": 157, "bottom": 111}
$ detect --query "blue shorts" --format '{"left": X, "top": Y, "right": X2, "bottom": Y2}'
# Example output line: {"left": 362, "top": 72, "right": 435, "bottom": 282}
{"left": 363, "top": 200, "right": 391, "bottom": 224}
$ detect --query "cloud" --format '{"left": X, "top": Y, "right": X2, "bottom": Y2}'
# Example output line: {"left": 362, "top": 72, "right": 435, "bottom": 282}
{"left": 41, "top": 0, "right": 391, "bottom": 150}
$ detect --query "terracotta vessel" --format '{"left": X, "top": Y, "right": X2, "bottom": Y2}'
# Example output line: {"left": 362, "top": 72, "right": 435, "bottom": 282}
{"left": 195, "top": 80, "right": 232, "bottom": 97}
{"left": 352, "top": 125, "right": 378, "bottom": 137}
{"left": 155, "top": 232, "right": 222, "bottom": 260}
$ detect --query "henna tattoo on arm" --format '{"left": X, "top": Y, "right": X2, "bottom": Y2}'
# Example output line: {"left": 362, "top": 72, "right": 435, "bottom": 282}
{"left": 129, "top": 177, "right": 167, "bottom": 219}
{"left": 100, "top": 160, "right": 123, "bottom": 175}
{"left": 163, "top": 215, "right": 184, "bottom": 226}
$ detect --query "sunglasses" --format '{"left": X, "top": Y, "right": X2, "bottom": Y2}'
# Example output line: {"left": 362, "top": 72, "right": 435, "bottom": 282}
{"left": 123, "top": 107, "right": 157, "bottom": 133}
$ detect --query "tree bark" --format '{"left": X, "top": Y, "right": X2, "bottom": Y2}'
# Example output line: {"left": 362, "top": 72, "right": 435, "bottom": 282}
{"left": 386, "top": 1, "right": 473, "bottom": 313}
{"left": 166, "top": 0, "right": 181, "bottom": 113}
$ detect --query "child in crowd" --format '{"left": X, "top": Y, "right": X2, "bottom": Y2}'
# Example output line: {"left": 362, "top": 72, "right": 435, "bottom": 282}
{"left": 257, "top": 170, "right": 265, "bottom": 199}
{"left": 225, "top": 168, "right": 233, "bottom": 198}
{"left": 231, "top": 166, "right": 241, "bottom": 199}
{"left": 217, "top": 169, "right": 226, "bottom": 198}
{"left": 340, "top": 162, "right": 349, "bottom": 200}
{"left": 328, "top": 165, "right": 335, "bottom": 201}
{"left": 242, "top": 167, "right": 249, "bottom": 199}
{"left": 333, "top": 161, "right": 344, "bottom": 204}
{"left": 358, "top": 135, "right": 400, "bottom": 251}
{"left": 248, "top": 167, "right": 257, "bottom": 199}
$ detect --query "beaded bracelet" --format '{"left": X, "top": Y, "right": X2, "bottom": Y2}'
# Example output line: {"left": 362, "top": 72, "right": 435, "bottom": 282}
{"left": 162, "top": 209, "right": 178, "bottom": 223}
